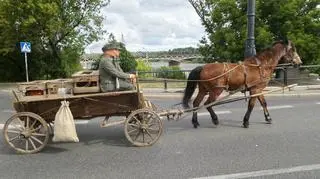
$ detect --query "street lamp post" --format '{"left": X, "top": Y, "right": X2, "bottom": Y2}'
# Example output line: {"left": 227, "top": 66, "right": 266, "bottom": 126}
{"left": 245, "top": 0, "right": 256, "bottom": 57}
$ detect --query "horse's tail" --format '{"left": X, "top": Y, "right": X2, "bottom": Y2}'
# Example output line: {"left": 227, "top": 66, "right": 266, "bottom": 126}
{"left": 182, "top": 66, "right": 203, "bottom": 108}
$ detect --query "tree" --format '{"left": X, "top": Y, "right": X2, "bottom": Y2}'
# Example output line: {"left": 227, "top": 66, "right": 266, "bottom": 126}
{"left": 189, "top": 0, "right": 320, "bottom": 64}
{"left": 0, "top": 0, "right": 110, "bottom": 81}
{"left": 119, "top": 47, "right": 137, "bottom": 73}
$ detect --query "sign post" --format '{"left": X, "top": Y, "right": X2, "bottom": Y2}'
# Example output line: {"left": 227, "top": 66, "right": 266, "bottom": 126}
{"left": 20, "top": 42, "right": 31, "bottom": 82}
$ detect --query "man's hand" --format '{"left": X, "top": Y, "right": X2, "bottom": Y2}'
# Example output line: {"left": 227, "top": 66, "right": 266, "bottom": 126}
{"left": 129, "top": 74, "right": 137, "bottom": 83}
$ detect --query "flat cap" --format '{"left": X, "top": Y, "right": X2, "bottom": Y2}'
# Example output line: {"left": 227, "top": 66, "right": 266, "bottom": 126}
{"left": 102, "top": 41, "right": 121, "bottom": 52}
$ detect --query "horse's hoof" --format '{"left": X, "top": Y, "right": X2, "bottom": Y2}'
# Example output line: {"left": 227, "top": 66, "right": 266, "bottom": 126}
{"left": 192, "top": 122, "right": 200, "bottom": 128}
{"left": 213, "top": 119, "right": 219, "bottom": 125}
{"left": 193, "top": 124, "right": 199, "bottom": 128}
{"left": 265, "top": 117, "right": 272, "bottom": 124}
{"left": 243, "top": 122, "right": 249, "bottom": 128}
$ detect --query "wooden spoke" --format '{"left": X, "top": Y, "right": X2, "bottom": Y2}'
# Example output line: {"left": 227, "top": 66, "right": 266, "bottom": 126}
{"left": 30, "top": 126, "right": 43, "bottom": 133}
{"left": 9, "top": 123, "right": 23, "bottom": 131}
{"left": 30, "top": 119, "right": 37, "bottom": 129}
{"left": 147, "top": 127, "right": 160, "bottom": 133}
{"left": 145, "top": 129, "right": 154, "bottom": 141}
{"left": 128, "top": 123, "right": 140, "bottom": 128}
{"left": 148, "top": 122, "right": 158, "bottom": 128}
{"left": 17, "top": 118, "right": 25, "bottom": 129}
{"left": 147, "top": 115, "right": 154, "bottom": 125}
{"left": 9, "top": 135, "right": 20, "bottom": 142}
{"left": 31, "top": 133, "right": 47, "bottom": 137}
{"left": 25, "top": 140, "right": 29, "bottom": 151}
{"left": 30, "top": 136, "right": 43, "bottom": 145}
{"left": 133, "top": 130, "right": 141, "bottom": 141}
{"left": 132, "top": 116, "right": 141, "bottom": 125}
{"left": 127, "top": 128, "right": 138, "bottom": 134}
{"left": 26, "top": 116, "right": 30, "bottom": 129}
{"left": 7, "top": 130, "right": 21, "bottom": 134}
{"left": 142, "top": 132, "right": 145, "bottom": 143}
{"left": 28, "top": 138, "right": 36, "bottom": 150}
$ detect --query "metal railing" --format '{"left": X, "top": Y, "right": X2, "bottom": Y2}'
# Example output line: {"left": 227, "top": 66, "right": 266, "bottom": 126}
{"left": 137, "top": 64, "right": 320, "bottom": 91}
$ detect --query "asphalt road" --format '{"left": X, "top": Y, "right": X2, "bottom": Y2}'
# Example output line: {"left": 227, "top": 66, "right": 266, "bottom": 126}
{"left": 1, "top": 90, "right": 320, "bottom": 179}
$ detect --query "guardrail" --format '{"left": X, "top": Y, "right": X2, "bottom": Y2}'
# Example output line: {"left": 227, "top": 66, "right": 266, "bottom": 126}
{"left": 137, "top": 64, "right": 320, "bottom": 91}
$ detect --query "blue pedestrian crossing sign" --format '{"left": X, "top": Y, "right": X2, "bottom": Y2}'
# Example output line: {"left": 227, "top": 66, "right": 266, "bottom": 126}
{"left": 20, "top": 42, "right": 31, "bottom": 53}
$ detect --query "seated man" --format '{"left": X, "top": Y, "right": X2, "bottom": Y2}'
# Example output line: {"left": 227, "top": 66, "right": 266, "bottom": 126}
{"left": 99, "top": 42, "right": 136, "bottom": 92}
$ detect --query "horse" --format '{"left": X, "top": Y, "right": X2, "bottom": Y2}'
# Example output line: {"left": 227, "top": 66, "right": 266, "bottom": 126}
{"left": 182, "top": 40, "right": 302, "bottom": 128}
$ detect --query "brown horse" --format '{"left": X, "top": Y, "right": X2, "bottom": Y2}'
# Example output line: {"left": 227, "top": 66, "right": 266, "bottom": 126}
{"left": 182, "top": 40, "right": 302, "bottom": 128}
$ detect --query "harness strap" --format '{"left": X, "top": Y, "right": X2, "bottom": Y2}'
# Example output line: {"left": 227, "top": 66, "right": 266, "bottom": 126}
{"left": 239, "top": 62, "right": 248, "bottom": 101}
{"left": 254, "top": 57, "right": 265, "bottom": 81}
{"left": 223, "top": 63, "right": 230, "bottom": 90}
{"left": 255, "top": 57, "right": 261, "bottom": 66}
{"left": 241, "top": 63, "right": 248, "bottom": 90}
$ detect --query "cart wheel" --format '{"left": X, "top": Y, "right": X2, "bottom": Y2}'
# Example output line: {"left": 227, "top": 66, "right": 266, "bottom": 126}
{"left": 124, "top": 108, "right": 163, "bottom": 147}
{"left": 3, "top": 112, "right": 49, "bottom": 154}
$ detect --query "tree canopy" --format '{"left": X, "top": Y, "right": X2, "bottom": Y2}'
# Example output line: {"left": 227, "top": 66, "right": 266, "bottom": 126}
{"left": 189, "top": 0, "right": 320, "bottom": 64}
{"left": 0, "top": 0, "right": 110, "bottom": 82}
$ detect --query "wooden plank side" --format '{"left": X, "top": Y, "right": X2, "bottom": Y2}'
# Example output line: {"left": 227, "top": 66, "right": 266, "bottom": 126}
{"left": 13, "top": 91, "right": 144, "bottom": 122}
{"left": 13, "top": 90, "right": 141, "bottom": 102}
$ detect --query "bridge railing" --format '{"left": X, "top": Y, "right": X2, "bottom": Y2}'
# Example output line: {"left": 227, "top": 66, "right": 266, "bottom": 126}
{"left": 137, "top": 64, "right": 320, "bottom": 91}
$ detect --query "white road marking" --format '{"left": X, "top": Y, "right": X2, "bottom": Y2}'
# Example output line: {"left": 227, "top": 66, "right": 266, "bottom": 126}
{"left": 316, "top": 102, "right": 320, "bottom": 105}
{"left": 74, "top": 120, "right": 89, "bottom": 124}
{"left": 2, "top": 109, "right": 15, "bottom": 113}
{"left": 198, "top": 111, "right": 232, "bottom": 116}
{"left": 0, "top": 121, "right": 89, "bottom": 130}
{"left": 260, "top": 105, "right": 293, "bottom": 110}
{"left": 0, "top": 89, "right": 10, "bottom": 93}
{"left": 193, "top": 163, "right": 320, "bottom": 179}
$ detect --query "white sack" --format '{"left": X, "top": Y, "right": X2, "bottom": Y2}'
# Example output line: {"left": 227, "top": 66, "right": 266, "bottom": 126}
{"left": 52, "top": 100, "right": 79, "bottom": 142}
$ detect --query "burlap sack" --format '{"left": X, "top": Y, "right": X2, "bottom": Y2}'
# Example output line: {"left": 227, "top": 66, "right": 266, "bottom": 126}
{"left": 52, "top": 100, "right": 79, "bottom": 142}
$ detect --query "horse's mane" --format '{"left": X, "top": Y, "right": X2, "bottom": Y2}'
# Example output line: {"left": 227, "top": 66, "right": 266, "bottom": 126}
{"left": 244, "top": 41, "right": 286, "bottom": 64}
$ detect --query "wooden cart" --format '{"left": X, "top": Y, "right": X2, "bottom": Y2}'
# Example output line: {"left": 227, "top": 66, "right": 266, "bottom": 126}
{"left": 3, "top": 88, "right": 163, "bottom": 154}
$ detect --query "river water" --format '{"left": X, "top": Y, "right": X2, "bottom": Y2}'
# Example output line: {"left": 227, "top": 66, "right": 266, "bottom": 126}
{"left": 150, "top": 62, "right": 204, "bottom": 71}
{"left": 81, "top": 61, "right": 204, "bottom": 71}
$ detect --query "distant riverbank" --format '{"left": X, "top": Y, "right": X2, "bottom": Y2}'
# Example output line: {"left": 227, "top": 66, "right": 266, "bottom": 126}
{"left": 150, "top": 62, "right": 204, "bottom": 71}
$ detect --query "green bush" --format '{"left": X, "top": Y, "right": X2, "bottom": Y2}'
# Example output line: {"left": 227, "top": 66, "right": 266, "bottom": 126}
{"left": 156, "top": 66, "right": 186, "bottom": 79}
{"left": 136, "top": 59, "right": 153, "bottom": 78}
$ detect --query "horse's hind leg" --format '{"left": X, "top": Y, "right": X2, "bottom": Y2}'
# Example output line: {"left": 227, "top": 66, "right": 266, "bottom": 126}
{"left": 257, "top": 95, "right": 272, "bottom": 124}
{"left": 192, "top": 89, "right": 206, "bottom": 128}
{"left": 205, "top": 89, "right": 224, "bottom": 125}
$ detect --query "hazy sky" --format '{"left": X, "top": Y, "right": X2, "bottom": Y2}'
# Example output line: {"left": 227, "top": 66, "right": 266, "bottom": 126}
{"left": 84, "top": 0, "right": 205, "bottom": 53}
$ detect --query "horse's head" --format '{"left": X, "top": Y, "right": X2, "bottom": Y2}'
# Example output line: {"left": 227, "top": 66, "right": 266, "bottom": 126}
{"left": 281, "top": 40, "right": 303, "bottom": 66}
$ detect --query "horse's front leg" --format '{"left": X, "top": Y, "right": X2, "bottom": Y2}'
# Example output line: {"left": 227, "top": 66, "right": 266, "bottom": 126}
{"left": 243, "top": 96, "right": 257, "bottom": 128}
{"left": 205, "top": 102, "right": 219, "bottom": 125}
{"left": 257, "top": 95, "right": 272, "bottom": 124}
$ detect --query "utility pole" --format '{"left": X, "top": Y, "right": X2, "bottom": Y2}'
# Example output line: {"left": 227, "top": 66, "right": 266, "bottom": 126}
{"left": 245, "top": 0, "right": 256, "bottom": 57}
